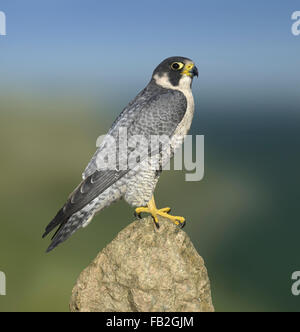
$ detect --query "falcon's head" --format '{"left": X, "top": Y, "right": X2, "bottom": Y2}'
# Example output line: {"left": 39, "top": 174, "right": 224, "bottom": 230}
{"left": 152, "top": 56, "right": 198, "bottom": 89}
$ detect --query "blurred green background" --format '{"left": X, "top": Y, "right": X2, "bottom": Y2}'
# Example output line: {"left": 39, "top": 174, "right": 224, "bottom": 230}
{"left": 0, "top": 0, "right": 300, "bottom": 311}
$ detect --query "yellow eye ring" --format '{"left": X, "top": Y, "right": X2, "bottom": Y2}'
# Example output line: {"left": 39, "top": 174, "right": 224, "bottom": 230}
{"left": 170, "top": 62, "right": 184, "bottom": 71}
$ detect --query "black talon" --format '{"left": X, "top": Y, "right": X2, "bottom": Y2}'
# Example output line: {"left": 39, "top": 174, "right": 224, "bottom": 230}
{"left": 179, "top": 220, "right": 186, "bottom": 229}
{"left": 134, "top": 211, "right": 142, "bottom": 219}
{"left": 151, "top": 216, "right": 160, "bottom": 229}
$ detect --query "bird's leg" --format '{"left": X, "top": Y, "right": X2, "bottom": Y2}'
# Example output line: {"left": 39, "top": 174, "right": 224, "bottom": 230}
{"left": 135, "top": 196, "right": 185, "bottom": 228}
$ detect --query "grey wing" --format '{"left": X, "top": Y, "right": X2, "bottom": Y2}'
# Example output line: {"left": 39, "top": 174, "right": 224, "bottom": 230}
{"left": 127, "top": 89, "right": 187, "bottom": 139}
{"left": 83, "top": 88, "right": 187, "bottom": 178}
{"left": 43, "top": 88, "right": 187, "bottom": 240}
{"left": 42, "top": 169, "right": 127, "bottom": 238}
{"left": 83, "top": 88, "right": 149, "bottom": 179}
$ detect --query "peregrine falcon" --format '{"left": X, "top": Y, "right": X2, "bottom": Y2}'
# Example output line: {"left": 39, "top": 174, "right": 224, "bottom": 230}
{"left": 43, "top": 56, "right": 199, "bottom": 252}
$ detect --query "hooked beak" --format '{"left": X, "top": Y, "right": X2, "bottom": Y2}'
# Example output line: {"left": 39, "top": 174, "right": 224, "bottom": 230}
{"left": 181, "top": 63, "right": 199, "bottom": 78}
{"left": 192, "top": 66, "right": 199, "bottom": 78}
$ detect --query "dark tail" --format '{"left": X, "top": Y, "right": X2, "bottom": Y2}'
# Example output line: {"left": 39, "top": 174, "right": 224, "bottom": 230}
{"left": 43, "top": 208, "right": 92, "bottom": 253}
{"left": 42, "top": 208, "right": 67, "bottom": 239}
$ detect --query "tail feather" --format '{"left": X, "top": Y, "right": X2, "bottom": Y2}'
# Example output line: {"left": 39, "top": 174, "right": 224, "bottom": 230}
{"left": 44, "top": 201, "right": 99, "bottom": 252}
{"left": 46, "top": 215, "right": 83, "bottom": 252}
{"left": 42, "top": 208, "right": 68, "bottom": 238}
{"left": 43, "top": 193, "right": 110, "bottom": 252}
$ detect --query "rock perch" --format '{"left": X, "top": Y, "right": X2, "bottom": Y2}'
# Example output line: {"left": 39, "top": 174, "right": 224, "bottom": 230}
{"left": 70, "top": 216, "right": 214, "bottom": 312}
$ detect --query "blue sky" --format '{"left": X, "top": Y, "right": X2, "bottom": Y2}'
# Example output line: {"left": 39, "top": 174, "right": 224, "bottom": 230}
{"left": 0, "top": 0, "right": 299, "bottom": 109}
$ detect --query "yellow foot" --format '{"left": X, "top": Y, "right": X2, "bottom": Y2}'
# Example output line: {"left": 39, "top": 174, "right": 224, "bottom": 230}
{"left": 134, "top": 196, "right": 186, "bottom": 229}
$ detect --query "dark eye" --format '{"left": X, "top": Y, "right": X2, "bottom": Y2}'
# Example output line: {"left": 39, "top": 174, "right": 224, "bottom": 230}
{"left": 171, "top": 62, "right": 184, "bottom": 71}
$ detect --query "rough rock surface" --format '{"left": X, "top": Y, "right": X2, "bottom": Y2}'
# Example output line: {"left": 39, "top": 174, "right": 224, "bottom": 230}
{"left": 70, "top": 216, "right": 214, "bottom": 312}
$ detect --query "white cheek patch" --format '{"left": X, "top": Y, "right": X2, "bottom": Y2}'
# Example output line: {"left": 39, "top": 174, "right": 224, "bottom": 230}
{"left": 153, "top": 73, "right": 173, "bottom": 89}
{"left": 153, "top": 73, "right": 192, "bottom": 93}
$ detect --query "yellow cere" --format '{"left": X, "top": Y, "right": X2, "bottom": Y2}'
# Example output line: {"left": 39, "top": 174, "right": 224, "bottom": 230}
{"left": 181, "top": 63, "right": 194, "bottom": 77}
